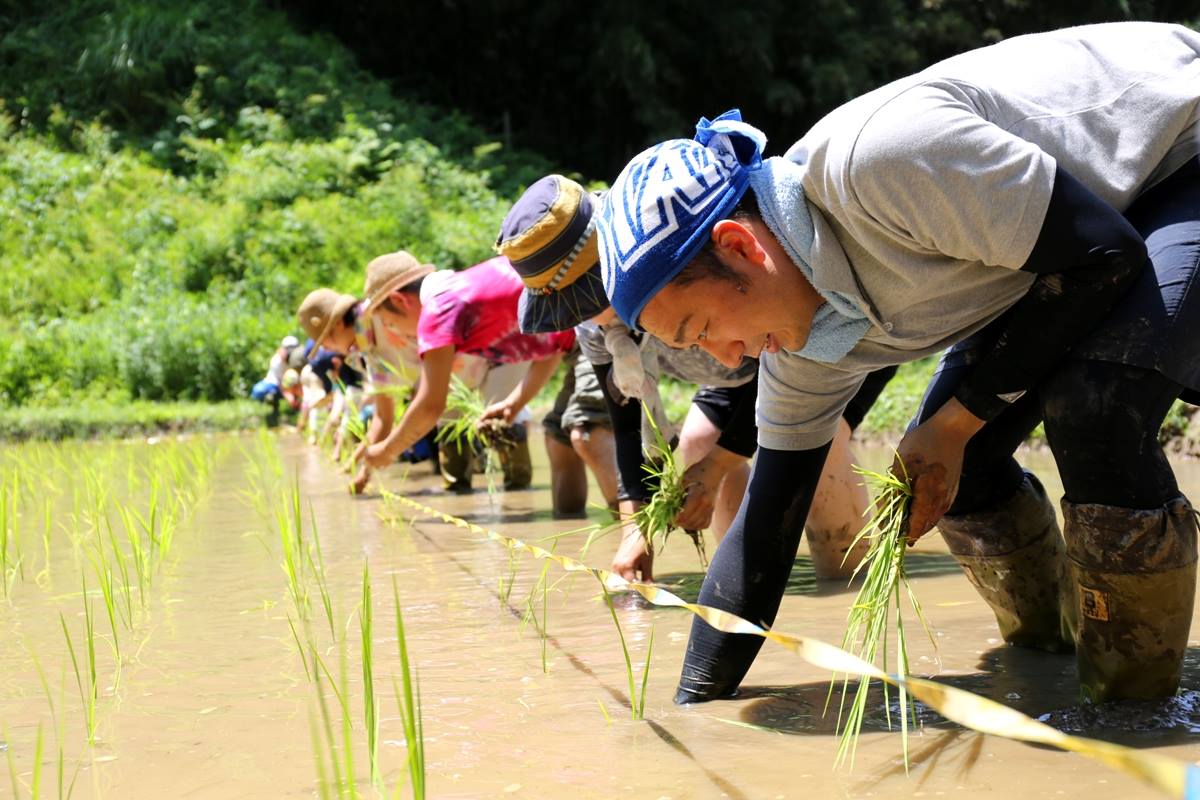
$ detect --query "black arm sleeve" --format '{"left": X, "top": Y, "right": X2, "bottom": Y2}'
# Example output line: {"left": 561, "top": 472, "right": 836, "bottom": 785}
{"left": 591, "top": 362, "right": 654, "bottom": 503}
{"left": 675, "top": 443, "right": 830, "bottom": 704}
{"left": 953, "top": 167, "right": 1148, "bottom": 421}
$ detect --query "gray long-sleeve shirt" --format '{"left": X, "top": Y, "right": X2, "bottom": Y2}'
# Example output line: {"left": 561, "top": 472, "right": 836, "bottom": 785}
{"left": 759, "top": 21, "right": 1200, "bottom": 450}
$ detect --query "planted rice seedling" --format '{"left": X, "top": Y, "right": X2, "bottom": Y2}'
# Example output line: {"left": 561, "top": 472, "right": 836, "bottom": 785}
{"left": 521, "top": 553, "right": 555, "bottom": 674}
{"left": 3, "top": 724, "right": 19, "bottom": 799}
{"left": 30, "top": 649, "right": 78, "bottom": 800}
{"left": 598, "top": 578, "right": 653, "bottom": 720}
{"left": 830, "top": 461, "right": 936, "bottom": 770}
{"left": 359, "top": 562, "right": 381, "bottom": 788}
{"left": 60, "top": 599, "right": 98, "bottom": 746}
{"left": 391, "top": 576, "right": 425, "bottom": 800}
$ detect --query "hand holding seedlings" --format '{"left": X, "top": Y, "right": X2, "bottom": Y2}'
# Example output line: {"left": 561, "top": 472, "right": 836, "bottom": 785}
{"left": 674, "top": 458, "right": 721, "bottom": 532}
{"left": 894, "top": 397, "right": 983, "bottom": 543}
{"left": 478, "top": 399, "right": 517, "bottom": 425}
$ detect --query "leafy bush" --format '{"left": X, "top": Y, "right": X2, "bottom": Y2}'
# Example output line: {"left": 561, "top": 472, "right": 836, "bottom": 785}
{"left": 0, "top": 0, "right": 548, "bottom": 411}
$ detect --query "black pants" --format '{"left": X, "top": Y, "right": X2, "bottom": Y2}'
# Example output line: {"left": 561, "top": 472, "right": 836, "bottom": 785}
{"left": 915, "top": 355, "right": 1181, "bottom": 512}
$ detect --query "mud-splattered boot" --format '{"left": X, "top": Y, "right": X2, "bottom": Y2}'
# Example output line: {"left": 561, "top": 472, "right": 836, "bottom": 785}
{"left": 937, "top": 472, "right": 1075, "bottom": 653}
{"left": 499, "top": 423, "right": 532, "bottom": 490}
{"left": 1063, "top": 497, "right": 1198, "bottom": 702}
{"left": 439, "top": 440, "right": 473, "bottom": 493}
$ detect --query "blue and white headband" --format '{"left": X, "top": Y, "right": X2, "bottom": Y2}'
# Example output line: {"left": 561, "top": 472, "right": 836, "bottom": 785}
{"left": 597, "top": 109, "right": 767, "bottom": 328}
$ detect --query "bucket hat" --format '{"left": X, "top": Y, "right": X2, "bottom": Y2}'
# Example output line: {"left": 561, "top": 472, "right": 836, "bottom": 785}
{"left": 363, "top": 251, "right": 435, "bottom": 314}
{"left": 297, "top": 288, "right": 357, "bottom": 346}
{"left": 497, "top": 174, "right": 609, "bottom": 333}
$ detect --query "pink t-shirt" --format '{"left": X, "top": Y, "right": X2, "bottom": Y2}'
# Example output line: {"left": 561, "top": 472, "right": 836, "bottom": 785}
{"left": 417, "top": 257, "right": 575, "bottom": 363}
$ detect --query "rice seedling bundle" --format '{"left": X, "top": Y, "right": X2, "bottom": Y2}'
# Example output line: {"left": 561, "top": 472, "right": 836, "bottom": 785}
{"left": 831, "top": 460, "right": 935, "bottom": 770}
{"left": 634, "top": 406, "right": 706, "bottom": 565}
{"left": 436, "top": 376, "right": 516, "bottom": 490}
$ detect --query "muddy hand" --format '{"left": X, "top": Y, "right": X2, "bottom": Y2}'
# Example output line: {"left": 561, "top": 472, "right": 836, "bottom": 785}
{"left": 895, "top": 419, "right": 967, "bottom": 544}
{"left": 612, "top": 526, "right": 654, "bottom": 583}
{"left": 675, "top": 471, "right": 715, "bottom": 533}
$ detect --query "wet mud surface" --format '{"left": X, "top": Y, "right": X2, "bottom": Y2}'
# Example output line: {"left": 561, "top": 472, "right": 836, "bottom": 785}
{"left": 2, "top": 434, "right": 1199, "bottom": 798}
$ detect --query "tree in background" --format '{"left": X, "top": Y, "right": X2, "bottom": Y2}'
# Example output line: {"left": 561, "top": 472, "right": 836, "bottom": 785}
{"left": 284, "top": 0, "right": 1200, "bottom": 177}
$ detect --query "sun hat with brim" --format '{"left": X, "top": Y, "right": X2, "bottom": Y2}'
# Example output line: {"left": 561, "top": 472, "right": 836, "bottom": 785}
{"left": 297, "top": 288, "right": 357, "bottom": 347}
{"left": 363, "top": 250, "right": 436, "bottom": 314}
{"left": 597, "top": 109, "right": 767, "bottom": 329}
{"left": 497, "top": 174, "right": 609, "bottom": 334}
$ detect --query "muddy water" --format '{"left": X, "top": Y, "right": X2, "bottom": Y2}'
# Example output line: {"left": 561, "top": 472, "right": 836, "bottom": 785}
{"left": 2, "top": 434, "right": 1200, "bottom": 799}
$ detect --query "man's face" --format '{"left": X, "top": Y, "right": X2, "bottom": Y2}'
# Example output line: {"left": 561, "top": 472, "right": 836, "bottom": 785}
{"left": 638, "top": 252, "right": 805, "bottom": 368}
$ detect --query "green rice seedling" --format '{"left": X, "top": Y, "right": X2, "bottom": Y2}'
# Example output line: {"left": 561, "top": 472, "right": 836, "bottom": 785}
{"left": 306, "top": 503, "right": 336, "bottom": 640}
{"left": 360, "top": 561, "right": 381, "bottom": 788}
{"left": 632, "top": 405, "right": 706, "bottom": 566}
{"left": 598, "top": 578, "right": 653, "bottom": 720}
{"left": 36, "top": 497, "right": 52, "bottom": 588}
{"left": 4, "top": 723, "right": 19, "bottom": 799}
{"left": 29, "top": 649, "right": 74, "bottom": 800}
{"left": 60, "top": 597, "right": 98, "bottom": 746}
{"left": 115, "top": 503, "right": 150, "bottom": 610}
{"left": 310, "top": 634, "right": 358, "bottom": 800}
{"left": 391, "top": 576, "right": 425, "bottom": 800}
{"left": 520, "top": 544, "right": 569, "bottom": 675}
{"left": 276, "top": 483, "right": 310, "bottom": 620}
{"left": 310, "top": 647, "right": 346, "bottom": 798}
{"left": 287, "top": 614, "right": 313, "bottom": 682}
{"left": 31, "top": 722, "right": 44, "bottom": 799}
{"left": 830, "top": 461, "right": 936, "bottom": 771}
{"left": 498, "top": 549, "right": 520, "bottom": 604}
{"left": 0, "top": 473, "right": 20, "bottom": 598}
{"left": 88, "top": 545, "right": 122, "bottom": 664}
{"left": 102, "top": 516, "right": 135, "bottom": 629}
{"left": 436, "top": 376, "right": 510, "bottom": 494}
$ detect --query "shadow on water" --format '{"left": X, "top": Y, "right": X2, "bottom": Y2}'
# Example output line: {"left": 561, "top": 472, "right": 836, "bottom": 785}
{"left": 733, "top": 644, "right": 1200, "bottom": 748}
{"left": 655, "top": 551, "right": 963, "bottom": 604}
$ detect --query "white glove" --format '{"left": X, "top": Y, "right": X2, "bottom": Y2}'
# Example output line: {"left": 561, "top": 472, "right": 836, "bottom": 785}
{"left": 603, "top": 322, "right": 646, "bottom": 401}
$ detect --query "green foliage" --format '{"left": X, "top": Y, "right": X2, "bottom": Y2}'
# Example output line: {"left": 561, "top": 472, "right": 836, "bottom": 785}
{"left": 284, "top": 0, "right": 1200, "bottom": 178}
{"left": 0, "top": 399, "right": 267, "bottom": 440}
{"left": 0, "top": 0, "right": 548, "bottom": 412}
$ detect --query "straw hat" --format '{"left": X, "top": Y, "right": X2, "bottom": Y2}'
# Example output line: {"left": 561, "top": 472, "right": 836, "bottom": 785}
{"left": 496, "top": 175, "right": 608, "bottom": 334}
{"left": 363, "top": 251, "right": 435, "bottom": 314}
{"left": 296, "top": 288, "right": 357, "bottom": 346}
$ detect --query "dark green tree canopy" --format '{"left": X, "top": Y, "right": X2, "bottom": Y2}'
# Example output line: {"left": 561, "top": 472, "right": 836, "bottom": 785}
{"left": 284, "top": 0, "right": 1200, "bottom": 177}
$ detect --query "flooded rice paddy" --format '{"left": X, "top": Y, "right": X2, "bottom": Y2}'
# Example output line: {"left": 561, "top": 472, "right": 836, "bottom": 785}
{"left": 2, "top": 430, "right": 1200, "bottom": 798}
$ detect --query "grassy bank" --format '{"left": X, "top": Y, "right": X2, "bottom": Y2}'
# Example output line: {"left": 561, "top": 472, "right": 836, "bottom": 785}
{"left": 0, "top": 400, "right": 269, "bottom": 441}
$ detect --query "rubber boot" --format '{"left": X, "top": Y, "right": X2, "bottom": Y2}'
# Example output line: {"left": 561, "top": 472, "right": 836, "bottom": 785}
{"left": 439, "top": 441, "right": 473, "bottom": 493}
{"left": 936, "top": 472, "right": 1075, "bottom": 652}
{"left": 499, "top": 424, "right": 532, "bottom": 490}
{"left": 1062, "top": 496, "right": 1198, "bottom": 703}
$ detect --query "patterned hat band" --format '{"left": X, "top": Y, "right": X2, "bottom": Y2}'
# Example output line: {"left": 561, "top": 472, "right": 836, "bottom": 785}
{"left": 496, "top": 175, "right": 602, "bottom": 295}
{"left": 541, "top": 216, "right": 598, "bottom": 295}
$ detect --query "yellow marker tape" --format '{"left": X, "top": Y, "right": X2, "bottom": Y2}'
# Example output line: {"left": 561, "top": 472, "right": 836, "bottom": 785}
{"left": 381, "top": 491, "right": 1200, "bottom": 798}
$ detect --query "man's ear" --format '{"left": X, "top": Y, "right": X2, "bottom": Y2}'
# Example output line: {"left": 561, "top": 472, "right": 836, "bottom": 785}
{"left": 390, "top": 290, "right": 417, "bottom": 315}
{"left": 711, "top": 219, "right": 767, "bottom": 269}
